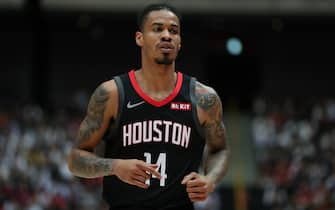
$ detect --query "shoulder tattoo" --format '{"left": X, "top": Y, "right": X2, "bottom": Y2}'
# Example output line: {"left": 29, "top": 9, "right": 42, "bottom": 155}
{"left": 195, "top": 82, "right": 225, "bottom": 146}
{"left": 76, "top": 85, "right": 109, "bottom": 145}
{"left": 195, "top": 82, "right": 218, "bottom": 111}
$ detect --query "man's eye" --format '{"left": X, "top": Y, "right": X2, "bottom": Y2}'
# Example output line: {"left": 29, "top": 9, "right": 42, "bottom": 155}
{"left": 170, "top": 29, "right": 178, "bottom": 34}
{"left": 153, "top": 27, "right": 162, "bottom": 32}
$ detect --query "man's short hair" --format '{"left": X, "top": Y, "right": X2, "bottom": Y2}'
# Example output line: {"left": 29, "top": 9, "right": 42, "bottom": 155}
{"left": 137, "top": 3, "right": 181, "bottom": 32}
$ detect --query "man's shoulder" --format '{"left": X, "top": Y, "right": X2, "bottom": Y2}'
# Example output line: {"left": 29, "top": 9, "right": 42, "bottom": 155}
{"left": 99, "top": 70, "right": 131, "bottom": 90}
{"left": 194, "top": 80, "right": 218, "bottom": 96}
{"left": 93, "top": 79, "right": 118, "bottom": 99}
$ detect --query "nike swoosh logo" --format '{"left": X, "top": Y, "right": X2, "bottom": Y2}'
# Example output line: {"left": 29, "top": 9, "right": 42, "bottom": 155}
{"left": 127, "top": 101, "right": 145, "bottom": 109}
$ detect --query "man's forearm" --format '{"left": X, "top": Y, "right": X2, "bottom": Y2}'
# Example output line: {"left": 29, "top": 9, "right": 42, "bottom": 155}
{"left": 205, "top": 149, "right": 230, "bottom": 185}
{"left": 68, "top": 149, "right": 115, "bottom": 178}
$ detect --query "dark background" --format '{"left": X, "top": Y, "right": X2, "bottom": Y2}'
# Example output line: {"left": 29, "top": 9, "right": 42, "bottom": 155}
{"left": 1, "top": 3, "right": 334, "bottom": 112}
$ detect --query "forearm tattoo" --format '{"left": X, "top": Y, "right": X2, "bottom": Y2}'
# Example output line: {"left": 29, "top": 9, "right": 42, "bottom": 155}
{"left": 71, "top": 150, "right": 113, "bottom": 178}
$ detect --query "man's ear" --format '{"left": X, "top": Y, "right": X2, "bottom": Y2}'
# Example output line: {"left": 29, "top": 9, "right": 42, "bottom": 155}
{"left": 135, "top": 31, "right": 143, "bottom": 47}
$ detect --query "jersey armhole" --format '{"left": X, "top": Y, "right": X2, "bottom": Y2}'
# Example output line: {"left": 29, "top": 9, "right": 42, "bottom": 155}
{"left": 113, "top": 75, "right": 125, "bottom": 130}
{"left": 102, "top": 76, "right": 124, "bottom": 143}
{"left": 190, "top": 77, "right": 205, "bottom": 139}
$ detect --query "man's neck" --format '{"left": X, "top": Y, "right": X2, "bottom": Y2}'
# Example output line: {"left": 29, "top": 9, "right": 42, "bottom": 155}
{"left": 134, "top": 66, "right": 177, "bottom": 100}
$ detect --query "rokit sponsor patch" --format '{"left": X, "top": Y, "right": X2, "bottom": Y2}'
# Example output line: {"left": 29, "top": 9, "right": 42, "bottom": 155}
{"left": 170, "top": 102, "right": 191, "bottom": 111}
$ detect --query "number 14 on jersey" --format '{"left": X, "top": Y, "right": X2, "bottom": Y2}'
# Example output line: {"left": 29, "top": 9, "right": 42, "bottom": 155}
{"left": 144, "top": 152, "right": 167, "bottom": 187}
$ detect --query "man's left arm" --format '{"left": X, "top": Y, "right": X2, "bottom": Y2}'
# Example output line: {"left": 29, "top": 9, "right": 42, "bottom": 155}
{"left": 182, "top": 82, "right": 230, "bottom": 202}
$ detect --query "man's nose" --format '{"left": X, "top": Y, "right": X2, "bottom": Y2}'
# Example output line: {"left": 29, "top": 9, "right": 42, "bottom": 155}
{"left": 161, "top": 29, "right": 171, "bottom": 41}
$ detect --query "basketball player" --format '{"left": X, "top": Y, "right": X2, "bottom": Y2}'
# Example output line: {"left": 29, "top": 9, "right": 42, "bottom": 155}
{"left": 67, "top": 3, "right": 230, "bottom": 210}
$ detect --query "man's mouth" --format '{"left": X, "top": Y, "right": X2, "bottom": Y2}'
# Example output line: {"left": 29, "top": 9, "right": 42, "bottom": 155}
{"left": 158, "top": 42, "right": 174, "bottom": 53}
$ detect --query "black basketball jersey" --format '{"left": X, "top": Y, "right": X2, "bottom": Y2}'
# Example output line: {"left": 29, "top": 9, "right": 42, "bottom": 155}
{"left": 102, "top": 70, "right": 205, "bottom": 209}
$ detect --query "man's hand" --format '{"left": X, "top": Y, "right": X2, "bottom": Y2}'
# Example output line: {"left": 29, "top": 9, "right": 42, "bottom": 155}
{"left": 181, "top": 172, "right": 215, "bottom": 202}
{"left": 113, "top": 159, "right": 161, "bottom": 189}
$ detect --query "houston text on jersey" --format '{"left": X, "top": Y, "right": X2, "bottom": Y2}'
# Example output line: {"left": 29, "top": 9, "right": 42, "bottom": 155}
{"left": 123, "top": 120, "right": 191, "bottom": 148}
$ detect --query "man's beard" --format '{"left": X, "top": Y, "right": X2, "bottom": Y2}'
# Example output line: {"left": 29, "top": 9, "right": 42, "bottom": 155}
{"left": 155, "top": 55, "right": 173, "bottom": 65}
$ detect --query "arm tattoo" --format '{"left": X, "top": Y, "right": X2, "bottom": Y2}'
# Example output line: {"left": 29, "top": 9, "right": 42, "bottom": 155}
{"left": 76, "top": 85, "right": 109, "bottom": 146}
{"left": 196, "top": 82, "right": 225, "bottom": 148}
{"left": 197, "top": 90, "right": 216, "bottom": 110}
{"left": 71, "top": 150, "right": 114, "bottom": 178}
{"left": 196, "top": 82, "right": 230, "bottom": 184}
{"left": 69, "top": 84, "right": 113, "bottom": 178}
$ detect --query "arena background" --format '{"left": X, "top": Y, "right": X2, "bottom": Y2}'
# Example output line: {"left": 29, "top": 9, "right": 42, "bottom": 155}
{"left": 0, "top": 0, "right": 335, "bottom": 210}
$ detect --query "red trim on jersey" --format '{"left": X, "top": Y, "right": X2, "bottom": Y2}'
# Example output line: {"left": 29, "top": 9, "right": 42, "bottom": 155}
{"left": 129, "top": 70, "right": 183, "bottom": 107}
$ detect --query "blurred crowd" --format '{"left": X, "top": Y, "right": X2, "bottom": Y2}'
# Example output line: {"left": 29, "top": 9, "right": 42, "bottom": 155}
{"left": 251, "top": 97, "right": 335, "bottom": 210}
{"left": 0, "top": 104, "right": 108, "bottom": 210}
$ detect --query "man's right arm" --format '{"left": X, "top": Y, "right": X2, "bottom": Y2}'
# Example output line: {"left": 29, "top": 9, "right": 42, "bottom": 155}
{"left": 67, "top": 81, "right": 116, "bottom": 178}
{"left": 67, "top": 80, "right": 161, "bottom": 188}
